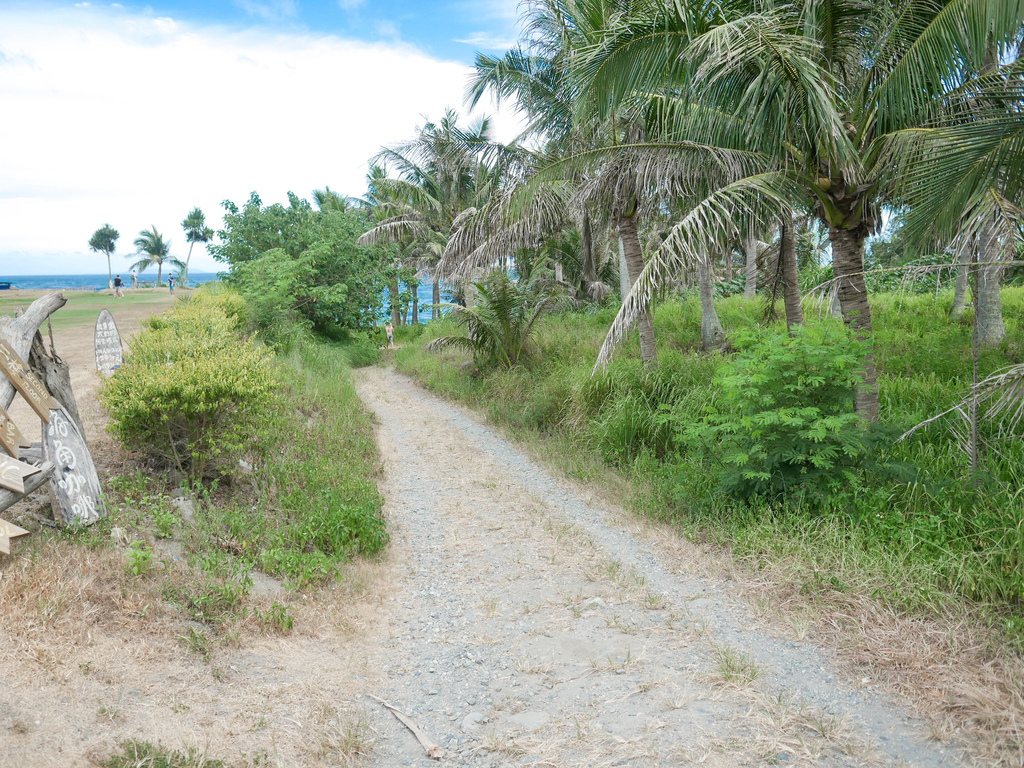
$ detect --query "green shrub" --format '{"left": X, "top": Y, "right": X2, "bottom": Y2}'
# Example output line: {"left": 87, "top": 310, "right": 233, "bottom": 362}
{"left": 676, "top": 323, "right": 869, "bottom": 500}
{"left": 101, "top": 298, "right": 277, "bottom": 479}
{"left": 340, "top": 333, "right": 382, "bottom": 367}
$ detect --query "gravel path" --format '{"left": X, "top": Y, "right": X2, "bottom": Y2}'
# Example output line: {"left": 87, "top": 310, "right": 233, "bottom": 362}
{"left": 354, "top": 367, "right": 965, "bottom": 768}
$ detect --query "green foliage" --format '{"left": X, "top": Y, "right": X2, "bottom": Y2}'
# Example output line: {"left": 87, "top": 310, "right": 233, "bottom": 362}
{"left": 254, "top": 601, "right": 294, "bottom": 633}
{"left": 679, "top": 324, "right": 869, "bottom": 500}
{"left": 427, "top": 270, "right": 562, "bottom": 368}
{"left": 397, "top": 287, "right": 1024, "bottom": 634}
{"left": 199, "top": 344, "right": 388, "bottom": 587}
{"left": 213, "top": 192, "right": 388, "bottom": 340}
{"left": 339, "top": 332, "right": 382, "bottom": 368}
{"left": 100, "top": 287, "right": 277, "bottom": 479}
{"left": 125, "top": 542, "right": 153, "bottom": 577}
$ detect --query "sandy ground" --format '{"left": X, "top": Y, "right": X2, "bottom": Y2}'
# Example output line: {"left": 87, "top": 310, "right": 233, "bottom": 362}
{"left": 0, "top": 293, "right": 992, "bottom": 767}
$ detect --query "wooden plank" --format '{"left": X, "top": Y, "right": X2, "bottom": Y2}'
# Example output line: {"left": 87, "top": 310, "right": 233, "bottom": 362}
{"left": 0, "top": 339, "right": 59, "bottom": 423}
{"left": 0, "top": 460, "right": 54, "bottom": 516}
{"left": 94, "top": 309, "right": 124, "bottom": 376}
{"left": 0, "top": 405, "right": 30, "bottom": 458}
{"left": 0, "top": 455, "right": 41, "bottom": 494}
{"left": 0, "top": 519, "right": 29, "bottom": 555}
{"left": 43, "top": 407, "right": 105, "bottom": 526}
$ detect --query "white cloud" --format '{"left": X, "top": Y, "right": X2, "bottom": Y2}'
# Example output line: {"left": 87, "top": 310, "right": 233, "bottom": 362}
{"left": 338, "top": 0, "right": 365, "bottom": 11}
{"left": 0, "top": 5, "right": 525, "bottom": 275}
{"left": 454, "top": 31, "right": 518, "bottom": 51}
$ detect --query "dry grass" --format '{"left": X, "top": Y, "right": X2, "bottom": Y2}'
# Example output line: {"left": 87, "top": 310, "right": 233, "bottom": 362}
{"left": 302, "top": 701, "right": 376, "bottom": 766}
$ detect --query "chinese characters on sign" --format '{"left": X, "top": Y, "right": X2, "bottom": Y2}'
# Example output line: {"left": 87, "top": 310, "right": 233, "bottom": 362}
{"left": 0, "top": 339, "right": 59, "bottom": 422}
{"left": 94, "top": 309, "right": 124, "bottom": 376}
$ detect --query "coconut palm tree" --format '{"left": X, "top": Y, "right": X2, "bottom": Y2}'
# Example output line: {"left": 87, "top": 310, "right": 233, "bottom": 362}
{"left": 131, "top": 227, "right": 183, "bottom": 287}
{"left": 180, "top": 208, "right": 214, "bottom": 287}
{"left": 358, "top": 110, "right": 506, "bottom": 321}
{"left": 89, "top": 224, "right": 120, "bottom": 289}
{"left": 563, "top": 0, "right": 1024, "bottom": 420}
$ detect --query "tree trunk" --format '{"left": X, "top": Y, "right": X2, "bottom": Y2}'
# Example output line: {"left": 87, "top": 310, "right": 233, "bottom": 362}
{"left": 724, "top": 249, "right": 733, "bottom": 282}
{"left": 183, "top": 241, "right": 195, "bottom": 287}
{"left": 107, "top": 255, "right": 113, "bottom": 290}
{"left": 616, "top": 214, "right": 657, "bottom": 368}
{"left": 743, "top": 230, "right": 758, "bottom": 299}
{"left": 432, "top": 278, "right": 440, "bottom": 321}
{"left": 157, "top": 262, "right": 163, "bottom": 288}
{"left": 780, "top": 217, "right": 804, "bottom": 330}
{"left": 697, "top": 258, "right": 726, "bottom": 352}
{"left": 829, "top": 226, "right": 880, "bottom": 422}
{"left": 976, "top": 220, "right": 1006, "bottom": 346}
{"left": 390, "top": 278, "right": 401, "bottom": 327}
{"left": 411, "top": 288, "right": 419, "bottom": 325}
{"left": 581, "top": 212, "right": 597, "bottom": 284}
{"left": 949, "top": 248, "right": 969, "bottom": 319}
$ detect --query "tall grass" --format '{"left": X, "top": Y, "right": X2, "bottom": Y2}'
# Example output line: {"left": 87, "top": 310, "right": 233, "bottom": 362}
{"left": 397, "top": 287, "right": 1024, "bottom": 642}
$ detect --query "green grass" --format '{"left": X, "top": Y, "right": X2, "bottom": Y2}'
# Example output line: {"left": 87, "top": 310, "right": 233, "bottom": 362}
{"left": 395, "top": 287, "right": 1024, "bottom": 644}
{"left": 0, "top": 290, "right": 179, "bottom": 330}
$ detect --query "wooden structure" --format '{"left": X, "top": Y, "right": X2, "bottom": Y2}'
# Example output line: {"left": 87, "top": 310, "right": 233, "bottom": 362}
{"left": 0, "top": 293, "right": 107, "bottom": 537}
{"left": 94, "top": 309, "right": 123, "bottom": 375}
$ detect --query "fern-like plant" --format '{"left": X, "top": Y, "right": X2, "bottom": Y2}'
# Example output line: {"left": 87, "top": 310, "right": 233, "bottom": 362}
{"left": 427, "top": 270, "right": 561, "bottom": 368}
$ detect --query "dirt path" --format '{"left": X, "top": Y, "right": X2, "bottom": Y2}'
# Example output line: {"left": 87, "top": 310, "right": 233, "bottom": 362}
{"left": 354, "top": 367, "right": 964, "bottom": 768}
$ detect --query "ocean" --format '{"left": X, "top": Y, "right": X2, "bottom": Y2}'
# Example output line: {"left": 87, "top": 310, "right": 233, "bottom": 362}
{"left": 0, "top": 273, "right": 221, "bottom": 290}
{"left": 1, "top": 274, "right": 451, "bottom": 324}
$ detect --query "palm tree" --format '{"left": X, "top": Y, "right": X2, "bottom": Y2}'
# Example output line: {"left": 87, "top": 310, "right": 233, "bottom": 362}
{"left": 131, "top": 227, "right": 183, "bottom": 287}
{"left": 180, "top": 208, "right": 214, "bottom": 287}
{"left": 88, "top": 224, "right": 119, "bottom": 289}
{"left": 426, "top": 270, "right": 562, "bottom": 368}
{"left": 565, "top": 0, "right": 1024, "bottom": 420}
{"left": 358, "top": 110, "right": 502, "bottom": 321}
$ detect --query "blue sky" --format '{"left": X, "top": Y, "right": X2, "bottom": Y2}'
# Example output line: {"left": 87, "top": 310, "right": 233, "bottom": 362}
{"left": 0, "top": 1, "right": 526, "bottom": 275}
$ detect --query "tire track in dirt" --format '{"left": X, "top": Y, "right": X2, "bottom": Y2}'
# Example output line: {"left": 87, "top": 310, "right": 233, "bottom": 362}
{"left": 355, "top": 367, "right": 964, "bottom": 768}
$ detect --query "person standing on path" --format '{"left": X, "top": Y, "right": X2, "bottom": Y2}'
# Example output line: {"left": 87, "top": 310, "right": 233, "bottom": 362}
{"left": 168, "top": 273, "right": 175, "bottom": 293}
{"left": 385, "top": 322, "right": 395, "bottom": 349}
{"left": 113, "top": 274, "right": 124, "bottom": 298}
{"left": 130, "top": 269, "right": 137, "bottom": 289}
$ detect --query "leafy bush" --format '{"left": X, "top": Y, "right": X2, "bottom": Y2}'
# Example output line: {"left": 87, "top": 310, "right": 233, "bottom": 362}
{"left": 427, "top": 270, "right": 563, "bottom": 368}
{"left": 340, "top": 333, "right": 382, "bottom": 367}
{"left": 101, "top": 291, "right": 277, "bottom": 478}
{"left": 672, "top": 323, "right": 869, "bottom": 499}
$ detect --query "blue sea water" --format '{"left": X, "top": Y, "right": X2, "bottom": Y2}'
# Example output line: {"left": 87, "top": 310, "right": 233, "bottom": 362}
{"left": 0, "top": 273, "right": 221, "bottom": 290}
{"left": 1, "top": 274, "right": 450, "bottom": 325}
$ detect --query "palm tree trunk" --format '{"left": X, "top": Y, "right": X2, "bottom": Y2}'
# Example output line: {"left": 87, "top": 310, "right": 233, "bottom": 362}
{"left": 432, "top": 278, "right": 440, "bottom": 321}
{"left": 183, "top": 241, "right": 195, "bottom": 287}
{"left": 616, "top": 213, "right": 657, "bottom": 368}
{"left": 158, "top": 262, "right": 163, "bottom": 288}
{"left": 581, "top": 211, "right": 597, "bottom": 284}
{"left": 697, "top": 258, "right": 725, "bottom": 352}
{"left": 412, "top": 288, "right": 419, "bottom": 325}
{"left": 780, "top": 217, "right": 804, "bottom": 330}
{"left": 390, "top": 278, "right": 401, "bottom": 327}
{"left": 743, "top": 230, "right": 757, "bottom": 299}
{"left": 107, "top": 255, "right": 113, "bottom": 290}
{"left": 977, "top": 218, "right": 1006, "bottom": 346}
{"left": 829, "top": 226, "right": 879, "bottom": 422}
{"left": 724, "top": 249, "right": 733, "bottom": 282}
{"left": 950, "top": 249, "right": 969, "bottom": 319}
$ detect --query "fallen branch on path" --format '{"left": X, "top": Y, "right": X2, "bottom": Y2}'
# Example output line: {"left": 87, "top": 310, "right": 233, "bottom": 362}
{"left": 367, "top": 694, "right": 444, "bottom": 760}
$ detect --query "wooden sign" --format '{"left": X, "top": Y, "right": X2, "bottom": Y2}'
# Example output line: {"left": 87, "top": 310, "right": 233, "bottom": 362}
{"left": 0, "top": 455, "right": 41, "bottom": 494}
{"left": 0, "top": 519, "right": 29, "bottom": 555}
{"left": 0, "top": 339, "right": 59, "bottom": 423}
{"left": 0, "top": 405, "right": 30, "bottom": 458}
{"left": 94, "top": 309, "right": 124, "bottom": 375}
{"left": 43, "top": 406, "right": 105, "bottom": 526}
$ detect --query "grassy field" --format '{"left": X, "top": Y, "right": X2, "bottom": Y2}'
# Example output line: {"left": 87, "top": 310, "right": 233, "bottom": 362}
{"left": 0, "top": 289, "right": 184, "bottom": 331}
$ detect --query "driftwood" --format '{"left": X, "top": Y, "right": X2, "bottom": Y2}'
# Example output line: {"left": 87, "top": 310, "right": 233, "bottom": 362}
{"left": 0, "top": 293, "right": 105, "bottom": 526}
{"left": 30, "top": 331, "right": 85, "bottom": 437}
{"left": 0, "top": 292, "right": 66, "bottom": 411}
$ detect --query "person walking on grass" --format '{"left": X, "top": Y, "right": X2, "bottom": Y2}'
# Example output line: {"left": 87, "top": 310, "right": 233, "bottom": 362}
{"left": 385, "top": 322, "right": 395, "bottom": 349}
{"left": 113, "top": 274, "right": 124, "bottom": 298}
{"left": 130, "top": 269, "right": 137, "bottom": 289}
